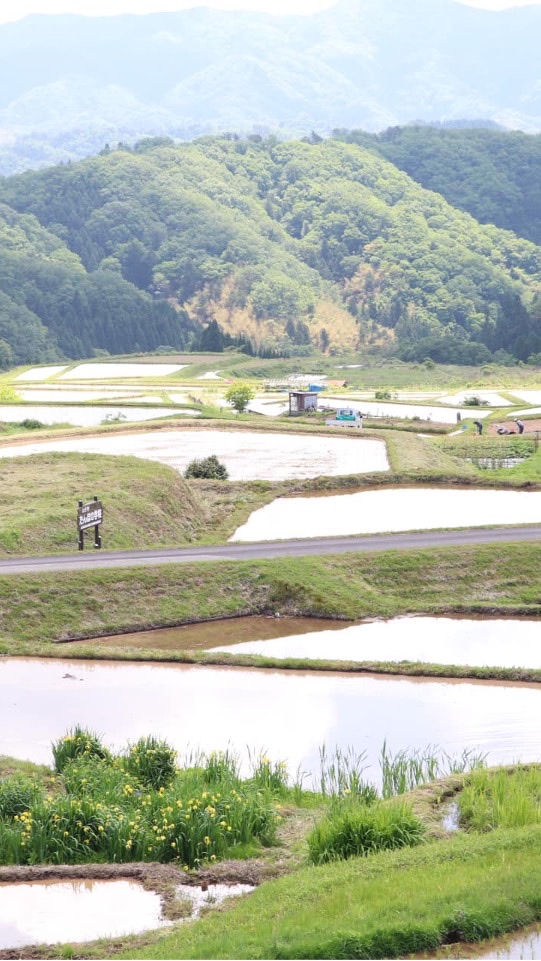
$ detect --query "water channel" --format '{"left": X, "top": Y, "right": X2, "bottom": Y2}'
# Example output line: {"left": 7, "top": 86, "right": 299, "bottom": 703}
{"left": 231, "top": 487, "right": 541, "bottom": 540}
{"left": 1, "top": 659, "right": 539, "bottom": 782}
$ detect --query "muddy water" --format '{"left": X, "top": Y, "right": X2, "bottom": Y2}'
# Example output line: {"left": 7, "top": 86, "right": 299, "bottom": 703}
{"left": 0, "top": 879, "right": 167, "bottom": 949}
{"left": 210, "top": 616, "right": 541, "bottom": 669}
{"left": 1, "top": 659, "right": 540, "bottom": 782}
{"left": 0, "top": 430, "right": 389, "bottom": 480}
{"left": 60, "top": 363, "right": 186, "bottom": 379}
{"left": 68, "top": 615, "right": 348, "bottom": 652}
{"left": 231, "top": 487, "right": 541, "bottom": 540}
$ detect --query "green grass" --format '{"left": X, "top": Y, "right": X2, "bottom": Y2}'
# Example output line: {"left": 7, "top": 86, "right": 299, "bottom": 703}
{"left": 0, "top": 543, "right": 540, "bottom": 650}
{"left": 119, "top": 825, "right": 541, "bottom": 959}
{"left": 458, "top": 766, "right": 541, "bottom": 832}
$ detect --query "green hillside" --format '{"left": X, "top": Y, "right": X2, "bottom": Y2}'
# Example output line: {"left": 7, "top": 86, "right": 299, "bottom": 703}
{"left": 1, "top": 136, "right": 541, "bottom": 363}
{"left": 337, "top": 126, "right": 541, "bottom": 247}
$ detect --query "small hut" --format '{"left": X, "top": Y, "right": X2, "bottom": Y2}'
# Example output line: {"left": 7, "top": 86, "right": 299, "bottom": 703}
{"left": 288, "top": 391, "right": 319, "bottom": 416}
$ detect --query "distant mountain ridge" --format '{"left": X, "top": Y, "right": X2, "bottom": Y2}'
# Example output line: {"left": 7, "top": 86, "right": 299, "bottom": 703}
{"left": 0, "top": 0, "right": 540, "bottom": 173}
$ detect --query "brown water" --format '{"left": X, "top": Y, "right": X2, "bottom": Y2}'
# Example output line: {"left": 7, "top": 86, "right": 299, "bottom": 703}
{"left": 0, "top": 879, "right": 167, "bottom": 949}
{"left": 68, "top": 615, "right": 349, "bottom": 652}
{"left": 1, "top": 659, "right": 539, "bottom": 783}
{"left": 210, "top": 616, "right": 541, "bottom": 669}
{"left": 231, "top": 487, "right": 541, "bottom": 540}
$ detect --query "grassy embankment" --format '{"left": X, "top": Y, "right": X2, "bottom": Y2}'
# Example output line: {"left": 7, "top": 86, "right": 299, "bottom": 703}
{"left": 1, "top": 542, "right": 540, "bottom": 683}
{"left": 118, "top": 825, "right": 541, "bottom": 961}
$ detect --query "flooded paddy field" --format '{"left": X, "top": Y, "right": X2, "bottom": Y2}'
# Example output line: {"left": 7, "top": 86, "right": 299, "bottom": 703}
{"left": 0, "top": 430, "right": 389, "bottom": 480}
{"left": 323, "top": 398, "right": 490, "bottom": 424}
{"left": 67, "top": 614, "right": 541, "bottom": 671}
{"left": 68, "top": 615, "right": 347, "bottom": 652}
{"left": 232, "top": 486, "right": 541, "bottom": 540}
{"left": 0, "top": 878, "right": 168, "bottom": 949}
{"left": 209, "top": 615, "right": 541, "bottom": 670}
{"left": 0, "top": 404, "right": 182, "bottom": 427}
{"left": 1, "top": 659, "right": 539, "bottom": 781}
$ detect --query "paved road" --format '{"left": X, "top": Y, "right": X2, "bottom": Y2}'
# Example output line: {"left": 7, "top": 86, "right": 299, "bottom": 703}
{"left": 0, "top": 525, "right": 539, "bottom": 575}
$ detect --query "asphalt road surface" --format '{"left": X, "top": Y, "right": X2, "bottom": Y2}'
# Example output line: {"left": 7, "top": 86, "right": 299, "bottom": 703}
{"left": 0, "top": 526, "right": 539, "bottom": 575}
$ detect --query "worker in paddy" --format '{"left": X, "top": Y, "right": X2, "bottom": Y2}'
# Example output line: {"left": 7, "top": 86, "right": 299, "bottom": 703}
{"left": 473, "top": 420, "right": 483, "bottom": 435}
{"left": 514, "top": 418, "right": 525, "bottom": 434}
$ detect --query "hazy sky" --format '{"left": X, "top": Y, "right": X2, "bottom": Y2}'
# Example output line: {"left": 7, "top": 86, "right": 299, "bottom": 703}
{"left": 0, "top": 0, "right": 539, "bottom": 23}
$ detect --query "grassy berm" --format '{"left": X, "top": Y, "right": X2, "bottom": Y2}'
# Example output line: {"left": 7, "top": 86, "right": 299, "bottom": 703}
{"left": 0, "top": 451, "right": 277, "bottom": 554}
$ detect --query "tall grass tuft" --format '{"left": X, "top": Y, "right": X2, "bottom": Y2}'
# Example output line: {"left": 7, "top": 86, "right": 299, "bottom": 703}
{"left": 125, "top": 735, "right": 177, "bottom": 790}
{"left": 52, "top": 726, "right": 110, "bottom": 774}
{"left": 307, "top": 800, "right": 425, "bottom": 864}
{"left": 380, "top": 741, "right": 486, "bottom": 798}
{"left": 0, "top": 775, "right": 43, "bottom": 819}
{"left": 318, "top": 745, "right": 376, "bottom": 802}
{"left": 459, "top": 766, "right": 541, "bottom": 832}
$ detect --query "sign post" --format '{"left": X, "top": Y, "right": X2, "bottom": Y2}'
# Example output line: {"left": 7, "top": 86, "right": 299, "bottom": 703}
{"left": 77, "top": 496, "right": 103, "bottom": 550}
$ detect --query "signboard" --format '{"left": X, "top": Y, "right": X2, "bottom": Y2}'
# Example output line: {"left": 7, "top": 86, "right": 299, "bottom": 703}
{"left": 77, "top": 497, "right": 103, "bottom": 549}
{"left": 77, "top": 500, "right": 104, "bottom": 531}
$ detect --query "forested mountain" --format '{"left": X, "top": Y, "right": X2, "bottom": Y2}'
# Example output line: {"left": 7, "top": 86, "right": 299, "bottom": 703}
{"left": 337, "top": 127, "right": 541, "bottom": 247}
{"left": 0, "top": 198, "right": 197, "bottom": 365}
{"left": 1, "top": 136, "right": 541, "bottom": 365}
{"left": 0, "top": 0, "right": 540, "bottom": 175}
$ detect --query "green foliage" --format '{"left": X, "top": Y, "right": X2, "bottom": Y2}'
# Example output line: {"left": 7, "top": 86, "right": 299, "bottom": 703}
{"left": 125, "top": 735, "right": 177, "bottom": 790}
{"left": 458, "top": 766, "right": 541, "bottom": 832}
{"left": 380, "top": 742, "right": 486, "bottom": 799}
{"left": 51, "top": 726, "right": 111, "bottom": 774}
{"left": 307, "top": 799, "right": 425, "bottom": 864}
{"left": 0, "top": 733, "right": 280, "bottom": 867}
{"left": 184, "top": 454, "right": 229, "bottom": 479}
{"left": 0, "top": 775, "right": 43, "bottom": 819}
{"left": 225, "top": 382, "right": 255, "bottom": 412}
{"left": 1, "top": 135, "right": 541, "bottom": 362}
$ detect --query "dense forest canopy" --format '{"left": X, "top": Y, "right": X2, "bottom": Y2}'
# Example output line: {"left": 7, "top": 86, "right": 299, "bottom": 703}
{"left": 1, "top": 134, "right": 541, "bottom": 365}
{"left": 336, "top": 127, "right": 541, "bottom": 247}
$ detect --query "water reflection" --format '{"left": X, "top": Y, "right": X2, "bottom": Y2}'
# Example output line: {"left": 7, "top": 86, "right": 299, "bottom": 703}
{"left": 0, "top": 879, "right": 167, "bottom": 949}
{"left": 69, "top": 615, "right": 348, "bottom": 652}
{"left": 232, "top": 487, "right": 541, "bottom": 540}
{"left": 210, "top": 616, "right": 541, "bottom": 669}
{"left": 1, "top": 659, "right": 539, "bottom": 783}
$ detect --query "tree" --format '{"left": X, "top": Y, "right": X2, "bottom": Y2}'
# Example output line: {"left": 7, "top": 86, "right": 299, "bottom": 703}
{"left": 225, "top": 382, "right": 255, "bottom": 413}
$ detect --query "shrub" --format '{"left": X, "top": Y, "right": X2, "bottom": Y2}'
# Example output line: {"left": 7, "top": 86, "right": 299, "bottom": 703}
{"left": 307, "top": 800, "right": 425, "bottom": 864}
{"left": 52, "top": 726, "right": 110, "bottom": 774}
{"left": 125, "top": 735, "right": 177, "bottom": 790}
{"left": 19, "top": 419, "right": 44, "bottom": 430}
{"left": 184, "top": 455, "right": 229, "bottom": 479}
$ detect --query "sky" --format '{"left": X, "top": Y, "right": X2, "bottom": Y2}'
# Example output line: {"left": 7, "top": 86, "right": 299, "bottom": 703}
{"left": 0, "top": 0, "right": 539, "bottom": 22}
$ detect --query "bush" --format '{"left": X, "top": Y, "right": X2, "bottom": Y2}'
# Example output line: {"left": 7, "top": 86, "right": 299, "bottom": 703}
{"left": 184, "top": 455, "right": 229, "bottom": 479}
{"left": 19, "top": 419, "right": 44, "bottom": 430}
{"left": 307, "top": 800, "right": 425, "bottom": 864}
{"left": 52, "top": 726, "right": 111, "bottom": 774}
{"left": 125, "top": 735, "right": 177, "bottom": 790}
